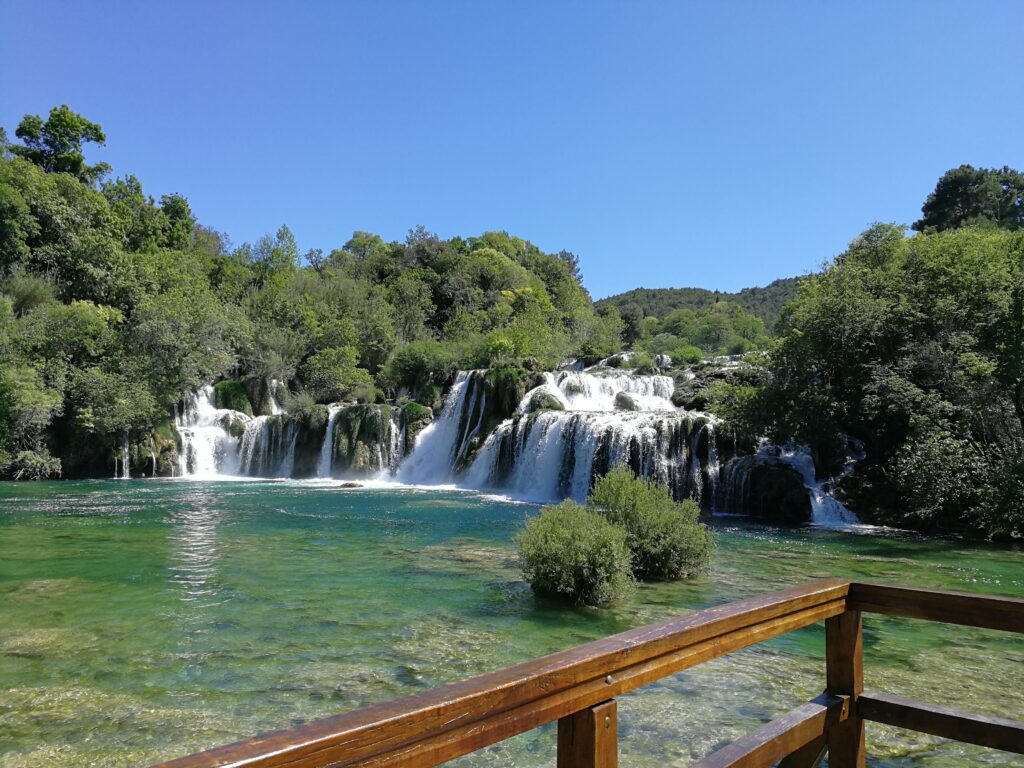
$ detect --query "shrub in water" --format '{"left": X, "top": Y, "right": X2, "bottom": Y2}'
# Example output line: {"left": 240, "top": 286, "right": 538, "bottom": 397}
{"left": 589, "top": 467, "right": 713, "bottom": 580}
{"left": 517, "top": 500, "right": 632, "bottom": 606}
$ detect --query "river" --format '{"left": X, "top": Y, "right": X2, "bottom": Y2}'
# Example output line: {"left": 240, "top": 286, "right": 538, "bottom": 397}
{"left": 1, "top": 480, "right": 1022, "bottom": 767}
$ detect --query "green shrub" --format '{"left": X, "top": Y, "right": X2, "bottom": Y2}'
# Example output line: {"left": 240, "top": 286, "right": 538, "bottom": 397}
{"left": 630, "top": 351, "right": 654, "bottom": 370}
{"left": 588, "top": 467, "right": 712, "bottom": 580}
{"left": 673, "top": 345, "right": 703, "bottom": 365}
{"left": 517, "top": 500, "right": 633, "bottom": 606}
{"left": 213, "top": 379, "right": 253, "bottom": 415}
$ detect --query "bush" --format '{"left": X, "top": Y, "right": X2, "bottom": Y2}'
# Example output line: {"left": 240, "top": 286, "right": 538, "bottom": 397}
{"left": 214, "top": 379, "right": 253, "bottom": 415}
{"left": 517, "top": 500, "right": 633, "bottom": 606}
{"left": 588, "top": 467, "right": 712, "bottom": 580}
{"left": 673, "top": 345, "right": 703, "bottom": 365}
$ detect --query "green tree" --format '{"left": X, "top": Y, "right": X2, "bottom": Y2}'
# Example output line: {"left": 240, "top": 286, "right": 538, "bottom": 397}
{"left": 11, "top": 105, "right": 111, "bottom": 185}
{"left": 913, "top": 165, "right": 1024, "bottom": 233}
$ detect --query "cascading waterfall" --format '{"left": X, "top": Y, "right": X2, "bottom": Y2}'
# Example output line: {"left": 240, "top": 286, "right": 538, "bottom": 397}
{"left": 163, "top": 365, "right": 860, "bottom": 525}
{"left": 175, "top": 386, "right": 248, "bottom": 478}
{"left": 397, "top": 371, "right": 476, "bottom": 484}
{"left": 114, "top": 432, "right": 131, "bottom": 479}
{"left": 317, "top": 405, "right": 343, "bottom": 478}
{"left": 401, "top": 369, "right": 716, "bottom": 503}
{"left": 715, "top": 438, "right": 859, "bottom": 525}
{"left": 238, "top": 415, "right": 298, "bottom": 477}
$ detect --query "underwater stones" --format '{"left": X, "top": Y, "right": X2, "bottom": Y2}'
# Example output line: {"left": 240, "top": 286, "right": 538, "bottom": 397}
{"left": 0, "top": 628, "right": 98, "bottom": 658}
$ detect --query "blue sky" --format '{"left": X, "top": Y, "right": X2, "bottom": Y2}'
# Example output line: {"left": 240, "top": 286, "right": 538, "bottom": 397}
{"left": 2, "top": 2, "right": 1021, "bottom": 298}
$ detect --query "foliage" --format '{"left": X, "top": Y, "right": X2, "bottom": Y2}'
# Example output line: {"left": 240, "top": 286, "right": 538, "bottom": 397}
{"left": 11, "top": 105, "right": 111, "bottom": 185}
{"left": 213, "top": 380, "right": 252, "bottom": 415}
{"left": 738, "top": 214, "right": 1024, "bottom": 536}
{"left": 588, "top": 467, "right": 712, "bottom": 580}
{"left": 0, "top": 105, "right": 623, "bottom": 476}
{"left": 517, "top": 500, "right": 633, "bottom": 606}
{"left": 300, "top": 347, "right": 373, "bottom": 403}
{"left": 597, "top": 277, "right": 801, "bottom": 333}
{"left": 913, "top": 165, "right": 1024, "bottom": 233}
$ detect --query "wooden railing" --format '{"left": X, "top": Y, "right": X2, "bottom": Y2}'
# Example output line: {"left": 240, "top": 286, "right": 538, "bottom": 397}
{"left": 150, "top": 580, "right": 1024, "bottom": 768}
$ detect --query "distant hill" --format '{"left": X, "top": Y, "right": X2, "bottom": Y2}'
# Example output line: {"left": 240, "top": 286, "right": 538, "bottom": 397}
{"left": 596, "top": 276, "right": 803, "bottom": 332}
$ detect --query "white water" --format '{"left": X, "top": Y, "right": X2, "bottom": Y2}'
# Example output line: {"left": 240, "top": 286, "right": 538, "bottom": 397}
{"left": 167, "top": 367, "right": 861, "bottom": 526}
{"left": 522, "top": 371, "right": 676, "bottom": 413}
{"left": 115, "top": 433, "right": 130, "bottom": 479}
{"left": 753, "top": 439, "right": 860, "bottom": 526}
{"left": 175, "top": 386, "right": 248, "bottom": 478}
{"left": 317, "top": 405, "right": 343, "bottom": 478}
{"left": 396, "top": 372, "right": 473, "bottom": 484}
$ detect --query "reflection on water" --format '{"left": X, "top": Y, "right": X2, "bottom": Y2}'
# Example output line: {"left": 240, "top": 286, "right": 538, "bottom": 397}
{"left": 168, "top": 494, "right": 224, "bottom": 606}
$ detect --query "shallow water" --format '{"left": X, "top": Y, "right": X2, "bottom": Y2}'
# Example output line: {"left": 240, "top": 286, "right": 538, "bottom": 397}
{"left": 0, "top": 480, "right": 1022, "bottom": 767}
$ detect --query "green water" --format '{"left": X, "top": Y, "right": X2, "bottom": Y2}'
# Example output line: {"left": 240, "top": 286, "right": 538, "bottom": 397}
{"left": 0, "top": 481, "right": 1022, "bottom": 767}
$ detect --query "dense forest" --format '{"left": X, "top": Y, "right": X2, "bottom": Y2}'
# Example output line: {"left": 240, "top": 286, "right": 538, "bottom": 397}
{"left": 714, "top": 165, "right": 1024, "bottom": 537}
{"left": 0, "top": 106, "right": 623, "bottom": 479}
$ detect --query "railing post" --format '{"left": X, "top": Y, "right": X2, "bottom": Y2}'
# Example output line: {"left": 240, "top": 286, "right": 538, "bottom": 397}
{"left": 825, "top": 610, "right": 865, "bottom": 768}
{"left": 557, "top": 699, "right": 617, "bottom": 768}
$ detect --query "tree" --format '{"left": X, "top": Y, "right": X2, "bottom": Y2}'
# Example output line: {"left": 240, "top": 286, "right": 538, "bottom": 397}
{"left": 300, "top": 346, "right": 372, "bottom": 402}
{"left": 11, "top": 105, "right": 111, "bottom": 185}
{"left": 914, "top": 165, "right": 1024, "bottom": 233}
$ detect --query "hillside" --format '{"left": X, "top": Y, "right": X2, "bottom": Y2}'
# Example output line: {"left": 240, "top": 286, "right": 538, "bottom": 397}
{"left": 596, "top": 276, "right": 802, "bottom": 331}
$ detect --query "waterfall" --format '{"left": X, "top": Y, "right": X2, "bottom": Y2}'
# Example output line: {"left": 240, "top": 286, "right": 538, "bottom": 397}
{"left": 175, "top": 386, "right": 248, "bottom": 478}
{"left": 115, "top": 433, "right": 130, "bottom": 479}
{"left": 465, "top": 410, "right": 712, "bottom": 502}
{"left": 149, "top": 436, "right": 157, "bottom": 478}
{"left": 268, "top": 379, "right": 284, "bottom": 415}
{"left": 397, "top": 372, "right": 475, "bottom": 484}
{"left": 238, "top": 415, "right": 297, "bottom": 477}
{"left": 317, "top": 405, "right": 343, "bottom": 478}
{"left": 401, "top": 369, "right": 711, "bottom": 502}
{"left": 715, "top": 439, "right": 860, "bottom": 525}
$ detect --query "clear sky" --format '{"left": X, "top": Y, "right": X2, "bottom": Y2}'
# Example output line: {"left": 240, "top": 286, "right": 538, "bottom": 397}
{"left": 2, "top": 2, "right": 1021, "bottom": 298}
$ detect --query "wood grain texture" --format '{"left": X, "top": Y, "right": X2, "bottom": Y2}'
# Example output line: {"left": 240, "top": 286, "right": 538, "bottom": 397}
{"left": 825, "top": 611, "right": 864, "bottom": 768}
{"left": 557, "top": 700, "right": 617, "bottom": 768}
{"left": 145, "top": 580, "right": 1024, "bottom": 768}
{"left": 859, "top": 692, "right": 1024, "bottom": 755}
{"left": 148, "top": 579, "right": 850, "bottom": 768}
{"left": 691, "top": 693, "right": 847, "bottom": 768}
{"left": 777, "top": 735, "right": 826, "bottom": 768}
{"left": 848, "top": 583, "right": 1024, "bottom": 633}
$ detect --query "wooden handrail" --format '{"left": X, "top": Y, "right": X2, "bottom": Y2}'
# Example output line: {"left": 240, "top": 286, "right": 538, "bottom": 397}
{"left": 148, "top": 579, "right": 1024, "bottom": 768}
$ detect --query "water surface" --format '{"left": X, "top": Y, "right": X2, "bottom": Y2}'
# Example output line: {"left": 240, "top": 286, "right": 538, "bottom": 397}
{"left": 1, "top": 480, "right": 1022, "bottom": 767}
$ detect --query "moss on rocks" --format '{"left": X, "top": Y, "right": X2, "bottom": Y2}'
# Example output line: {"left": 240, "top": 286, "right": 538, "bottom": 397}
{"left": 527, "top": 391, "right": 565, "bottom": 412}
{"left": 214, "top": 380, "right": 253, "bottom": 416}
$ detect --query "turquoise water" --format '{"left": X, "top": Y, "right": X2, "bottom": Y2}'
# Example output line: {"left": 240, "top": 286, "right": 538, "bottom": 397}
{"left": 0, "top": 480, "right": 1022, "bottom": 767}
